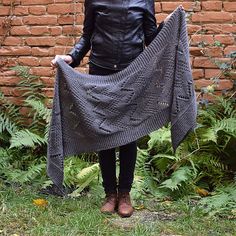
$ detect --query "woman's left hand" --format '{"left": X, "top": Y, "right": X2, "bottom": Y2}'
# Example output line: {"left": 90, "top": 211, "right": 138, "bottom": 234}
{"left": 164, "top": 5, "right": 185, "bottom": 23}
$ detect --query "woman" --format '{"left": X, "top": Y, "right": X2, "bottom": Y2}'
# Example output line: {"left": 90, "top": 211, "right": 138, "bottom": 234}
{"left": 51, "top": 1, "right": 184, "bottom": 217}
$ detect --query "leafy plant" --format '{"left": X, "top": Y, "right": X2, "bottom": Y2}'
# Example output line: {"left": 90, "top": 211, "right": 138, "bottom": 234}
{"left": 198, "top": 183, "right": 236, "bottom": 216}
{"left": 0, "top": 65, "right": 100, "bottom": 195}
{"left": 132, "top": 91, "right": 236, "bottom": 206}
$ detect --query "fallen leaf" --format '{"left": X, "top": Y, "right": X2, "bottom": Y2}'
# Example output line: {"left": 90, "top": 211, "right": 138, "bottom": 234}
{"left": 33, "top": 198, "right": 48, "bottom": 207}
{"left": 134, "top": 204, "right": 145, "bottom": 210}
{"left": 196, "top": 187, "right": 209, "bottom": 197}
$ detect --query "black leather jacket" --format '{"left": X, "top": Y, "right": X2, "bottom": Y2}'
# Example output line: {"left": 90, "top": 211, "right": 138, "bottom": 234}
{"left": 67, "top": 0, "right": 164, "bottom": 70}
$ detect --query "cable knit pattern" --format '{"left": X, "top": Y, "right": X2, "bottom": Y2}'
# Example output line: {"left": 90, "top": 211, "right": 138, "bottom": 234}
{"left": 46, "top": 6, "right": 198, "bottom": 195}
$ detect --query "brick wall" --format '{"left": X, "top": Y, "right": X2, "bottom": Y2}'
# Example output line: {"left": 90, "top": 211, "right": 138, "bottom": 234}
{"left": 0, "top": 0, "right": 235, "bottom": 107}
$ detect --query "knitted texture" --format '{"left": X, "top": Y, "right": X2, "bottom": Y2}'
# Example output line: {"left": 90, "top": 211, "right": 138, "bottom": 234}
{"left": 46, "top": 6, "right": 198, "bottom": 195}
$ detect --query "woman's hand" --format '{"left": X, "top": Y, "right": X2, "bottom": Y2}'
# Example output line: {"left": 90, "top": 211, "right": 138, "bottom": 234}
{"left": 51, "top": 55, "right": 73, "bottom": 69}
{"left": 164, "top": 5, "right": 185, "bottom": 23}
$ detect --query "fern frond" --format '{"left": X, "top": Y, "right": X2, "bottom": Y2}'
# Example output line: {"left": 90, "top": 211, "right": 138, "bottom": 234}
{"left": 9, "top": 129, "right": 47, "bottom": 149}
{"left": 159, "top": 166, "right": 195, "bottom": 191}
{"left": 68, "top": 163, "right": 100, "bottom": 197}
{"left": 4, "top": 163, "right": 46, "bottom": 184}
{"left": 0, "top": 113, "right": 19, "bottom": 135}
{"left": 199, "top": 183, "right": 236, "bottom": 216}
{"left": 24, "top": 98, "right": 51, "bottom": 123}
{"left": 148, "top": 127, "right": 171, "bottom": 150}
{"left": 197, "top": 127, "right": 218, "bottom": 143}
{"left": 0, "top": 148, "right": 12, "bottom": 169}
{"left": 216, "top": 95, "right": 236, "bottom": 118}
{"left": 214, "top": 118, "right": 236, "bottom": 137}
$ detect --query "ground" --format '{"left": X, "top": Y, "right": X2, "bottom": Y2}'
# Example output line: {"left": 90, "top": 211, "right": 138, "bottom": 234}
{"left": 0, "top": 184, "right": 235, "bottom": 236}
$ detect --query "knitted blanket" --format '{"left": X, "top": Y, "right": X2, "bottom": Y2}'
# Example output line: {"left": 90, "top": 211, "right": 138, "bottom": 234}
{"left": 46, "top": 6, "right": 198, "bottom": 195}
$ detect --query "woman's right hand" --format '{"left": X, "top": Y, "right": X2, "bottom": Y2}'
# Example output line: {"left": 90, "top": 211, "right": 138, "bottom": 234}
{"left": 51, "top": 55, "right": 73, "bottom": 69}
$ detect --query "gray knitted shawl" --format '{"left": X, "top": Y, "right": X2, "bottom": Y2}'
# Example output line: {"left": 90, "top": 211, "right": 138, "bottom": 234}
{"left": 46, "top": 6, "right": 198, "bottom": 194}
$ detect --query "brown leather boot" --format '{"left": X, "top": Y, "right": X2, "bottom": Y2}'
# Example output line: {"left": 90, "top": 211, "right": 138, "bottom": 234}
{"left": 100, "top": 193, "right": 118, "bottom": 214}
{"left": 117, "top": 192, "right": 134, "bottom": 217}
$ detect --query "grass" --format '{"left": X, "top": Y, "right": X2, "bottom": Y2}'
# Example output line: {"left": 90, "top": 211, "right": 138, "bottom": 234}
{"left": 0, "top": 183, "right": 236, "bottom": 236}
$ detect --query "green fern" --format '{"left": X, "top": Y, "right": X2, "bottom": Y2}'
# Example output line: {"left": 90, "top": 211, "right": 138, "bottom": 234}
{"left": 9, "top": 129, "right": 47, "bottom": 149}
{"left": 199, "top": 183, "right": 236, "bottom": 216}
{"left": 24, "top": 98, "right": 51, "bottom": 123}
{"left": 9, "top": 65, "right": 46, "bottom": 101}
{"left": 159, "top": 166, "right": 195, "bottom": 191}
{"left": 0, "top": 113, "right": 19, "bottom": 136}
{"left": 68, "top": 163, "right": 100, "bottom": 198}
{"left": 4, "top": 163, "right": 46, "bottom": 184}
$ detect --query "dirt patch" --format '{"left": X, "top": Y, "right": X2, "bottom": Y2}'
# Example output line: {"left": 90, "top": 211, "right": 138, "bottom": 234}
{"left": 108, "top": 209, "right": 178, "bottom": 229}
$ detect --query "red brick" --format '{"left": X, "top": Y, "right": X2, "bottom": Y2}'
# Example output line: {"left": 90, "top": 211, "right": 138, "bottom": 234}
{"left": 25, "top": 37, "right": 55, "bottom": 46}
{"left": 155, "top": 13, "right": 168, "bottom": 23}
{"left": 233, "top": 13, "right": 236, "bottom": 23}
{"left": 21, "top": 0, "right": 54, "bottom": 5}
{"left": 76, "top": 14, "right": 84, "bottom": 25}
{"left": 187, "top": 24, "right": 201, "bottom": 34}
{"left": 215, "top": 80, "right": 234, "bottom": 90}
{"left": 0, "top": 77, "right": 21, "bottom": 86}
{"left": 54, "top": 0, "right": 72, "bottom": 2}
{"left": 2, "top": 0, "right": 21, "bottom": 5}
{"left": 192, "top": 69, "right": 204, "bottom": 79}
{"left": 192, "top": 12, "right": 232, "bottom": 23}
{"left": 202, "top": 1, "right": 222, "bottom": 11}
{"left": 0, "top": 86, "right": 26, "bottom": 96}
{"left": 196, "top": 91, "right": 223, "bottom": 102}
{"left": 194, "top": 57, "right": 218, "bottom": 68}
{"left": 194, "top": 79, "right": 233, "bottom": 91}
{"left": 0, "top": 46, "right": 31, "bottom": 56}
{"left": 49, "top": 26, "right": 62, "bottom": 36}
{"left": 214, "top": 35, "right": 235, "bottom": 45}
{"left": 31, "top": 47, "right": 55, "bottom": 56}
{"left": 203, "top": 47, "right": 223, "bottom": 57}
{"left": 42, "top": 88, "right": 54, "bottom": 98}
{"left": 54, "top": 46, "right": 72, "bottom": 55}
{"left": 28, "top": 6, "right": 47, "bottom": 15}
{"left": 10, "top": 26, "right": 31, "bottom": 35}
{"left": 161, "top": 2, "right": 201, "bottom": 12}
{"left": 190, "top": 35, "right": 214, "bottom": 45}
{"left": 40, "top": 77, "right": 55, "bottom": 87}
{"left": 56, "top": 37, "right": 74, "bottom": 45}
{"left": 47, "top": 3, "right": 82, "bottom": 14}
{"left": 0, "top": 70, "right": 16, "bottom": 77}
{"left": 62, "top": 25, "right": 82, "bottom": 35}
{"left": 39, "top": 57, "right": 53, "bottom": 67}
{"left": 19, "top": 106, "right": 32, "bottom": 117}
{"left": 2, "top": 37, "right": 23, "bottom": 46}
{"left": 58, "top": 15, "right": 74, "bottom": 25}
{"left": 11, "top": 17, "right": 23, "bottom": 26}
{"left": 155, "top": 2, "right": 161, "bottom": 13}
{"left": 30, "top": 67, "right": 54, "bottom": 77}
{"left": 13, "top": 6, "right": 29, "bottom": 15}
{"left": 0, "top": 58, "right": 17, "bottom": 68}
{"left": 23, "top": 16, "right": 57, "bottom": 25}
{"left": 30, "top": 26, "right": 50, "bottom": 36}
{"left": 205, "top": 69, "right": 225, "bottom": 79}
{"left": 203, "top": 24, "right": 236, "bottom": 34}
{"left": 190, "top": 47, "right": 204, "bottom": 56}
{"left": 18, "top": 57, "right": 39, "bottom": 66}
{"left": 0, "top": 6, "right": 10, "bottom": 16}
{"left": 224, "top": 46, "right": 236, "bottom": 56}
{"left": 6, "top": 96, "right": 24, "bottom": 106}
{"left": 224, "top": 2, "right": 236, "bottom": 12}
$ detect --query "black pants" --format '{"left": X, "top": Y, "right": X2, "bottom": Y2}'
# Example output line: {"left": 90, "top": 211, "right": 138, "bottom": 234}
{"left": 89, "top": 62, "right": 137, "bottom": 194}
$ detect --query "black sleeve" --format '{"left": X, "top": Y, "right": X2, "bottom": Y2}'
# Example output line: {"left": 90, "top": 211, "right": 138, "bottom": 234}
{"left": 143, "top": 0, "right": 164, "bottom": 46}
{"left": 67, "top": 0, "right": 94, "bottom": 68}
